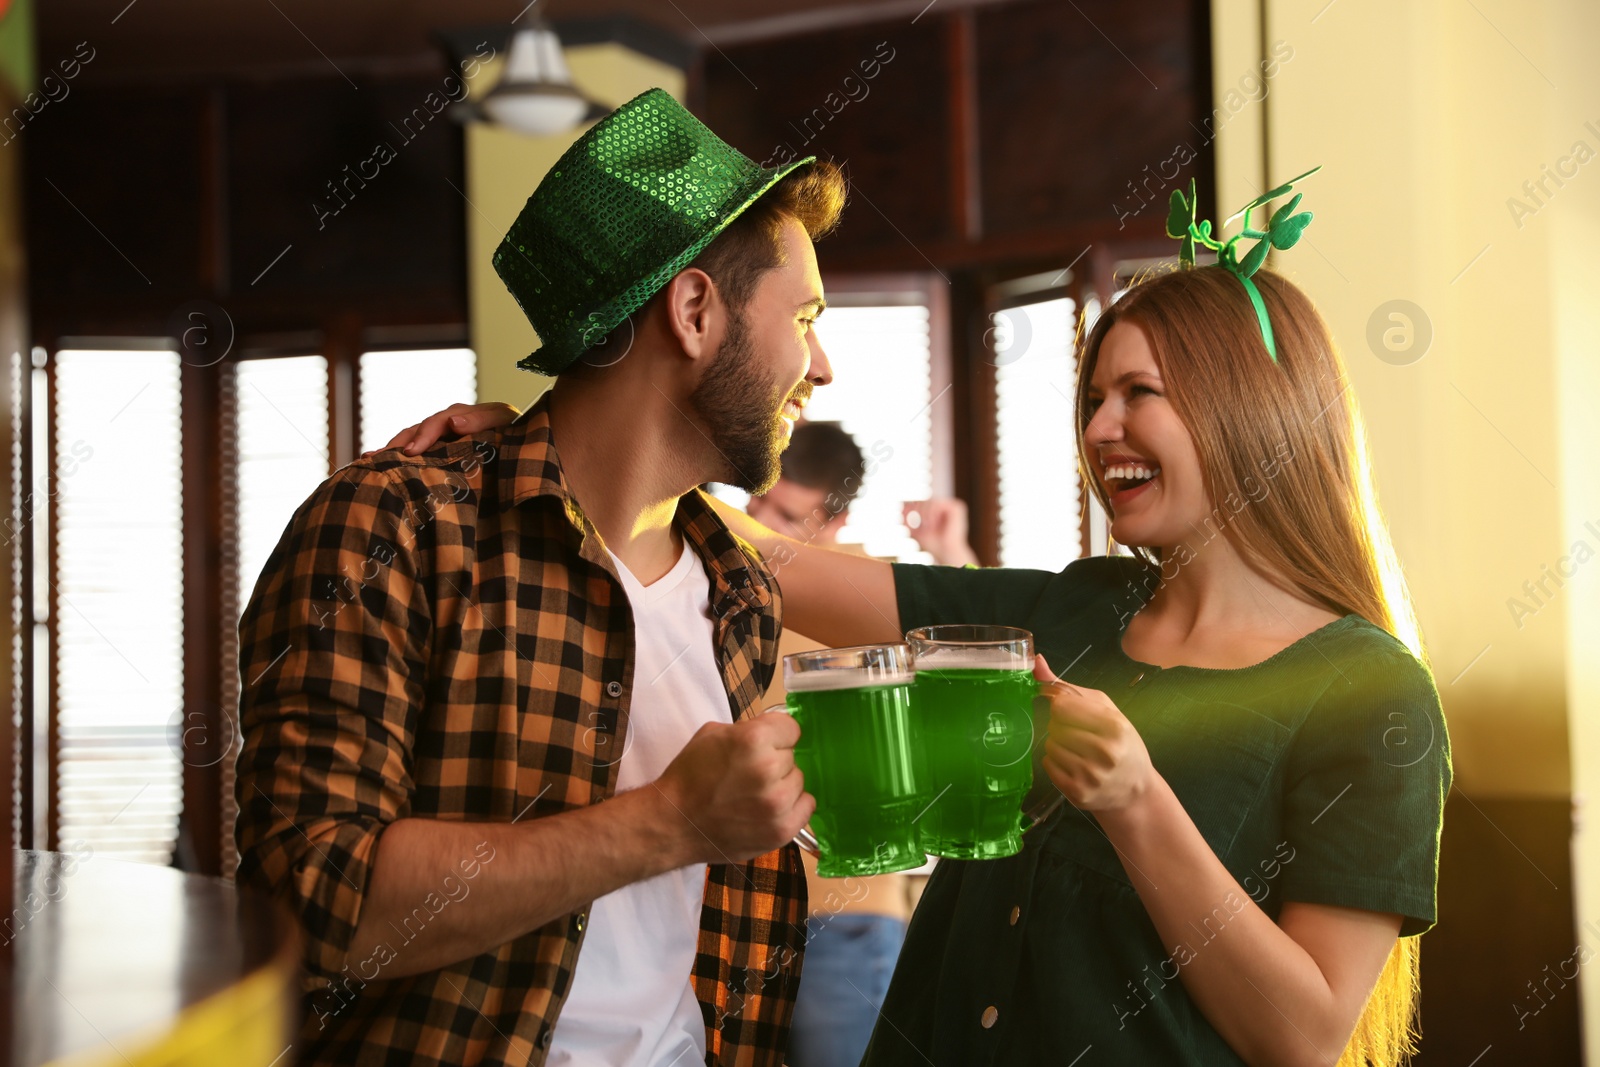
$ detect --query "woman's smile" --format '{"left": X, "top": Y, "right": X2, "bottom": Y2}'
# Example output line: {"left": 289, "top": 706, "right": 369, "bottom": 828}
{"left": 1100, "top": 455, "right": 1163, "bottom": 509}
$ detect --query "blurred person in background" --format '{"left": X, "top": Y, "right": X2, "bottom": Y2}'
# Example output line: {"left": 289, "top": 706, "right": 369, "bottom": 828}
{"left": 744, "top": 420, "right": 863, "bottom": 549}
{"left": 900, "top": 497, "right": 980, "bottom": 568}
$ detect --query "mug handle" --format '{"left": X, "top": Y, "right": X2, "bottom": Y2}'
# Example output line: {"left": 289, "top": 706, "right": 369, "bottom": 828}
{"left": 1021, "top": 794, "right": 1065, "bottom": 833}
{"left": 1020, "top": 679, "right": 1065, "bottom": 834}
{"left": 763, "top": 701, "right": 822, "bottom": 857}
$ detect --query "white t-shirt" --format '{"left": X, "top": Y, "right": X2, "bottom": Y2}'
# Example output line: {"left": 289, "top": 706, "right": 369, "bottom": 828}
{"left": 547, "top": 538, "right": 732, "bottom": 1067}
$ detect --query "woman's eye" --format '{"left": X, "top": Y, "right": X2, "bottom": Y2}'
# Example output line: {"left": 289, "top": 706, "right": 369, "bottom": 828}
{"left": 1129, "top": 384, "right": 1158, "bottom": 398}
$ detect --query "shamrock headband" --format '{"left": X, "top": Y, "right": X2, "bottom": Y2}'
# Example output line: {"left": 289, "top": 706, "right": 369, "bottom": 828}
{"left": 1164, "top": 165, "right": 1321, "bottom": 363}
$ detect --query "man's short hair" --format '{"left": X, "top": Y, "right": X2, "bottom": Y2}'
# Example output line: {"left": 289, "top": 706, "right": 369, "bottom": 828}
{"left": 782, "top": 422, "right": 865, "bottom": 509}
{"left": 687, "top": 160, "right": 848, "bottom": 313}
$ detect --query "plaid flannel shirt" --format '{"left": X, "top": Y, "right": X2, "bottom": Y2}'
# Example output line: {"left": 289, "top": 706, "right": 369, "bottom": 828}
{"left": 235, "top": 396, "right": 808, "bottom": 1066}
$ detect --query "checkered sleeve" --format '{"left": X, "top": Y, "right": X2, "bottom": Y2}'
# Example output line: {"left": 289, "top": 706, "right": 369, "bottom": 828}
{"left": 234, "top": 462, "right": 431, "bottom": 986}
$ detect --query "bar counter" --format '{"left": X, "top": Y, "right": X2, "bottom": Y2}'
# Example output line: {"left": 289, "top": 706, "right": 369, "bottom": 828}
{"left": 6, "top": 850, "right": 298, "bottom": 1067}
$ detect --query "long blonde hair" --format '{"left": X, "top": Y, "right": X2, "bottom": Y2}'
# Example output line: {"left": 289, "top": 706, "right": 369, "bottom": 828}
{"left": 1074, "top": 265, "right": 1423, "bottom": 1065}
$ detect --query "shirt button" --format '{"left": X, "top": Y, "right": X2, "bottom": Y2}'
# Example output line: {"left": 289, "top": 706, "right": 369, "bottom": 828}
{"left": 1130, "top": 670, "right": 1146, "bottom": 686}
{"left": 606, "top": 680, "right": 623, "bottom": 698}
{"left": 538, "top": 1024, "right": 554, "bottom": 1049}
{"left": 981, "top": 1005, "right": 999, "bottom": 1029}
{"left": 574, "top": 911, "right": 587, "bottom": 933}
{"left": 1009, "top": 906, "right": 1020, "bottom": 926}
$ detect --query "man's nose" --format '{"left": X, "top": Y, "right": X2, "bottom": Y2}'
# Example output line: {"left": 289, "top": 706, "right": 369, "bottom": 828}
{"left": 807, "top": 330, "right": 833, "bottom": 386}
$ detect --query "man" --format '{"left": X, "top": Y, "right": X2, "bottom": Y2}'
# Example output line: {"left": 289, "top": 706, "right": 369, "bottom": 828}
{"left": 235, "top": 88, "right": 847, "bottom": 1067}
{"left": 744, "top": 421, "right": 864, "bottom": 545}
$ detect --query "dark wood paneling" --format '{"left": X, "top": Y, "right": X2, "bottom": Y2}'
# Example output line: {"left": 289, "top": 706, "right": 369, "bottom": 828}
{"left": 323, "top": 311, "right": 361, "bottom": 470}
{"left": 945, "top": 9, "right": 981, "bottom": 243}
{"left": 1413, "top": 794, "right": 1581, "bottom": 1065}
{"left": 949, "top": 271, "right": 1000, "bottom": 566}
{"left": 1, "top": 91, "right": 21, "bottom": 959}
{"left": 700, "top": 19, "right": 953, "bottom": 255}
{"left": 700, "top": 0, "right": 1208, "bottom": 276}
{"left": 26, "top": 74, "right": 467, "bottom": 343}
{"left": 24, "top": 87, "right": 208, "bottom": 301}
{"left": 225, "top": 76, "right": 465, "bottom": 305}
{"left": 974, "top": 0, "right": 1211, "bottom": 240}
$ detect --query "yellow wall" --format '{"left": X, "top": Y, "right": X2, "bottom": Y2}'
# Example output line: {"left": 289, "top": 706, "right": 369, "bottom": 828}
{"left": 465, "top": 44, "right": 685, "bottom": 410}
{"left": 1213, "top": 0, "right": 1596, "bottom": 797}
{"left": 1214, "top": 0, "right": 1600, "bottom": 1052}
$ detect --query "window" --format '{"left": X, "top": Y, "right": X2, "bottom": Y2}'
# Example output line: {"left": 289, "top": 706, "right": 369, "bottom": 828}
{"left": 359, "top": 348, "right": 477, "bottom": 455}
{"left": 52, "top": 347, "right": 185, "bottom": 864}
{"left": 233, "top": 356, "right": 330, "bottom": 605}
{"left": 805, "top": 304, "right": 939, "bottom": 561}
{"left": 221, "top": 347, "right": 474, "bottom": 875}
{"left": 20, "top": 341, "right": 478, "bottom": 869}
{"left": 994, "top": 297, "right": 1082, "bottom": 572}
{"left": 708, "top": 280, "right": 949, "bottom": 563}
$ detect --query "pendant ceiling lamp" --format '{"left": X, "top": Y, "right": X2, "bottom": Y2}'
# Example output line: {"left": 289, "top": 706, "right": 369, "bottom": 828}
{"left": 479, "top": 22, "right": 605, "bottom": 137}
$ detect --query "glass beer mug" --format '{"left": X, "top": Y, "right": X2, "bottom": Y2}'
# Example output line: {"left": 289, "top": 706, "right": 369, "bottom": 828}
{"left": 906, "top": 625, "right": 1059, "bottom": 860}
{"left": 777, "top": 643, "right": 930, "bottom": 877}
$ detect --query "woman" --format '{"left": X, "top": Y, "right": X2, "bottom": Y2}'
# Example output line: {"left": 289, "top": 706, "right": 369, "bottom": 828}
{"left": 392, "top": 264, "right": 1449, "bottom": 1066}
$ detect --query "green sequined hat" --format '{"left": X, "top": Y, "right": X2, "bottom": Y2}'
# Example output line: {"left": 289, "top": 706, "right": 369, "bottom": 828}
{"left": 494, "top": 88, "right": 816, "bottom": 375}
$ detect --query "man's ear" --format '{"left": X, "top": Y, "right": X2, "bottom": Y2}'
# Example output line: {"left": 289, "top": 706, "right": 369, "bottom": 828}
{"left": 661, "top": 266, "right": 722, "bottom": 362}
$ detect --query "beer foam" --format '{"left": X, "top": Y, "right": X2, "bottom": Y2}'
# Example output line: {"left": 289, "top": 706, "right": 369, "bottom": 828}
{"left": 785, "top": 666, "right": 916, "bottom": 692}
{"left": 912, "top": 648, "right": 1031, "bottom": 672}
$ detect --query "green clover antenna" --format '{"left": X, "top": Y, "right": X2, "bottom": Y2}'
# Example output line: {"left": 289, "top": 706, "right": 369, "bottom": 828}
{"left": 1165, "top": 165, "right": 1321, "bottom": 364}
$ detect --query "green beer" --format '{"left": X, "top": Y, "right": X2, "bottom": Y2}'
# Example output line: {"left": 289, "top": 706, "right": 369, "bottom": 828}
{"left": 908, "top": 627, "right": 1038, "bottom": 860}
{"left": 785, "top": 646, "right": 929, "bottom": 877}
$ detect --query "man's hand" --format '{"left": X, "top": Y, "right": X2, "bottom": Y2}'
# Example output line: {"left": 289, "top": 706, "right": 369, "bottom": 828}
{"left": 901, "top": 498, "right": 980, "bottom": 566}
{"left": 374, "top": 401, "right": 522, "bottom": 456}
{"left": 653, "top": 712, "right": 815, "bottom": 864}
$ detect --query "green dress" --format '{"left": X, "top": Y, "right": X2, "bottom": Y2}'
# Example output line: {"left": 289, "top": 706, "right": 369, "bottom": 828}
{"left": 859, "top": 556, "right": 1451, "bottom": 1066}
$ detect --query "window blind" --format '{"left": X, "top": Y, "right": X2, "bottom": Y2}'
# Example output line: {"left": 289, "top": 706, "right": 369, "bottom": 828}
{"left": 803, "top": 305, "right": 935, "bottom": 562}
{"left": 232, "top": 356, "right": 331, "bottom": 606}
{"left": 53, "top": 348, "right": 184, "bottom": 864}
{"left": 995, "top": 297, "right": 1083, "bottom": 572}
{"left": 358, "top": 348, "right": 477, "bottom": 455}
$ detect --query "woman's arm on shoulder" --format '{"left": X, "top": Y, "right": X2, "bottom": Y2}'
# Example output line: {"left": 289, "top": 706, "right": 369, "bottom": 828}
{"left": 375, "top": 400, "right": 904, "bottom": 645}
{"left": 709, "top": 495, "right": 902, "bottom": 647}
{"left": 372, "top": 401, "right": 523, "bottom": 456}
{"left": 369, "top": 402, "right": 1107, "bottom": 654}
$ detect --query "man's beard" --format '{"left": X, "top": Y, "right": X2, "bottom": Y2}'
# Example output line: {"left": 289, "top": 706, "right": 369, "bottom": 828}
{"left": 687, "top": 309, "right": 809, "bottom": 494}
